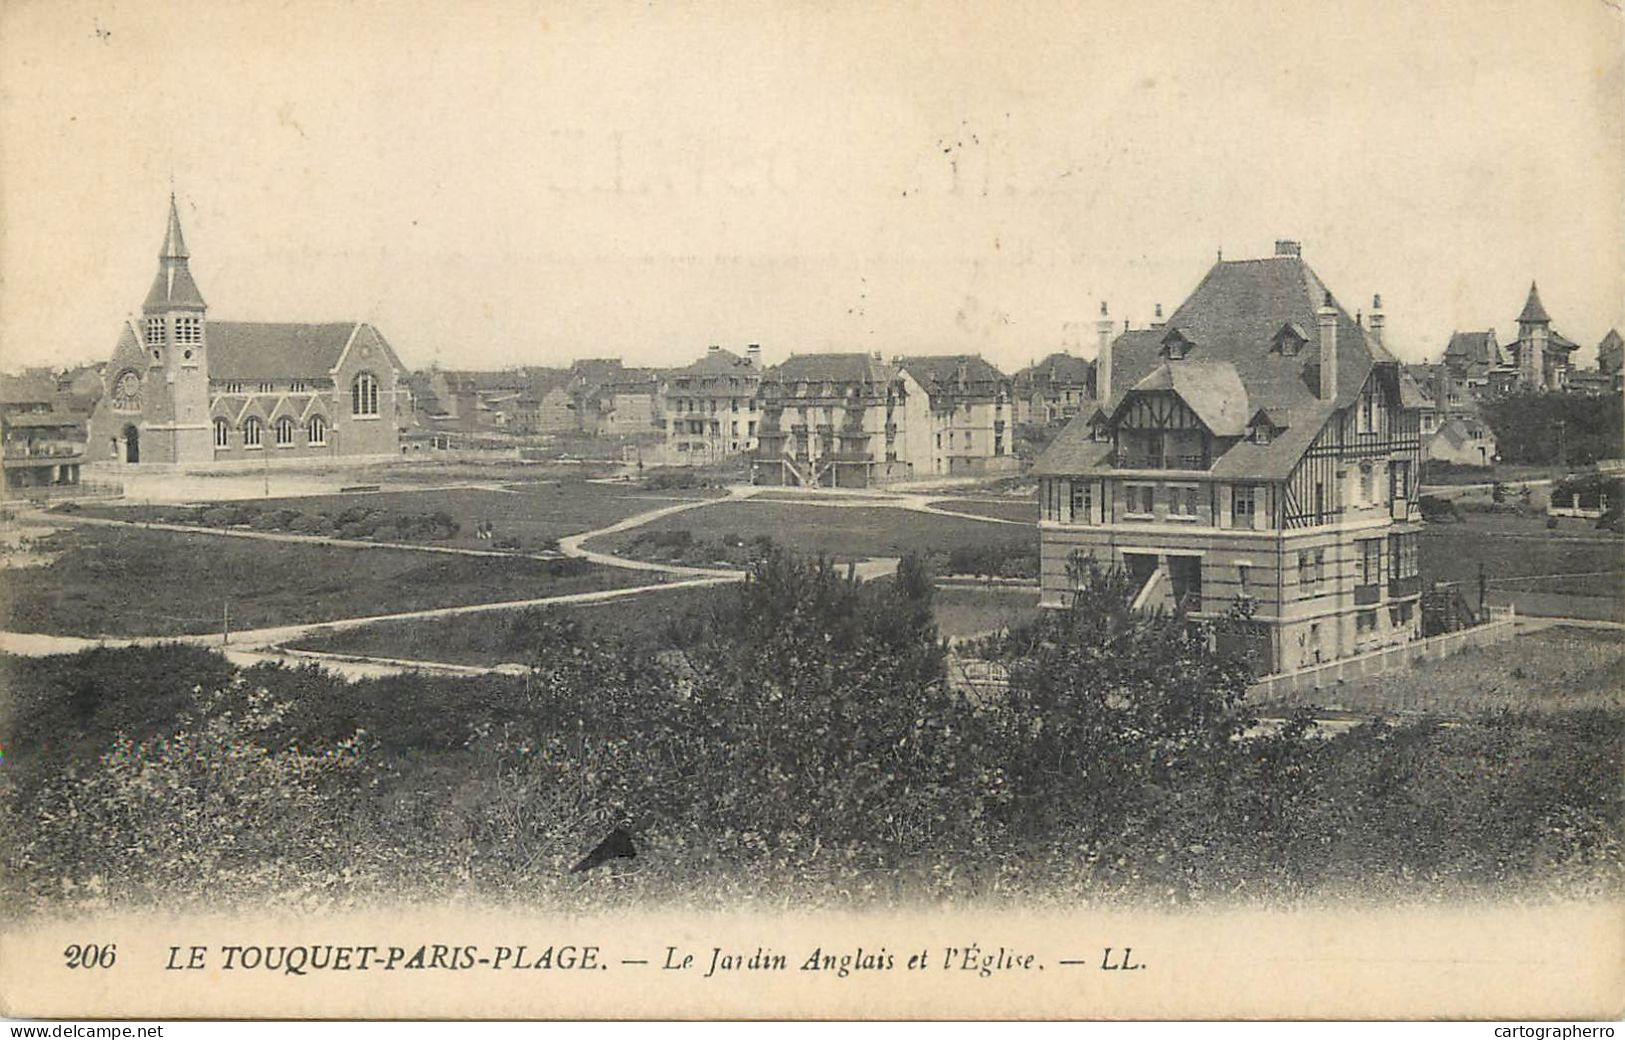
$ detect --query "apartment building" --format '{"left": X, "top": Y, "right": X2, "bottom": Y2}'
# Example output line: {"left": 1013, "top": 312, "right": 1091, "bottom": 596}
{"left": 752, "top": 353, "right": 929, "bottom": 487}
{"left": 661, "top": 345, "right": 763, "bottom": 464}
{"left": 897, "top": 355, "right": 1021, "bottom": 477}
{"left": 1031, "top": 241, "right": 1426, "bottom": 675}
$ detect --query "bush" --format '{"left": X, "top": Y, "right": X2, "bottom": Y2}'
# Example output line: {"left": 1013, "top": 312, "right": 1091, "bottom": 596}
{"left": 1418, "top": 494, "right": 1459, "bottom": 523}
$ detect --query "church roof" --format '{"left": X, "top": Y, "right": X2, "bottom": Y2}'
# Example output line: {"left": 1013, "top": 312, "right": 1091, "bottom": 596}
{"left": 207, "top": 322, "right": 403, "bottom": 382}
{"left": 1517, "top": 282, "right": 1551, "bottom": 324}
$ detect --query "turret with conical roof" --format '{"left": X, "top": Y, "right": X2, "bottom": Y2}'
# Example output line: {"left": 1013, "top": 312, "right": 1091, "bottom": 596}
{"left": 1517, "top": 281, "right": 1551, "bottom": 326}
{"left": 1515, "top": 281, "right": 1551, "bottom": 389}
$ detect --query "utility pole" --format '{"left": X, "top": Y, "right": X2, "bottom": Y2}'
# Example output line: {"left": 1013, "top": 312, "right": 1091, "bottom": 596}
{"left": 222, "top": 600, "right": 230, "bottom": 645}
{"left": 1555, "top": 418, "right": 1567, "bottom": 471}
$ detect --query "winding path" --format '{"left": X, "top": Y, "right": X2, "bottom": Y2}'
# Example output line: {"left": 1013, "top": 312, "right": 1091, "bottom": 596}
{"left": 0, "top": 480, "right": 1027, "bottom": 674}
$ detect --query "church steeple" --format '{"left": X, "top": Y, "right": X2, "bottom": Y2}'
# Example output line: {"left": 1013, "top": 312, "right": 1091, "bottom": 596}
{"left": 143, "top": 194, "right": 206, "bottom": 314}
{"left": 159, "top": 193, "right": 189, "bottom": 260}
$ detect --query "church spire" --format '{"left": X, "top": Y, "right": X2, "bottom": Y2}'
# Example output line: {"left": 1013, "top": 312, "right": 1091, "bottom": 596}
{"left": 159, "top": 193, "right": 189, "bottom": 260}
{"left": 143, "top": 195, "right": 205, "bottom": 313}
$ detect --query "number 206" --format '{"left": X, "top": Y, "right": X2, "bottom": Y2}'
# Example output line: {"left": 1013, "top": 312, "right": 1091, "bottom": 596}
{"left": 64, "top": 944, "right": 116, "bottom": 969}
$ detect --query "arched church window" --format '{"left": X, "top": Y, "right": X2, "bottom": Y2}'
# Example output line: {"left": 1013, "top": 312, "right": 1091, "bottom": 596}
{"left": 214, "top": 418, "right": 230, "bottom": 448}
{"left": 352, "top": 372, "right": 380, "bottom": 416}
{"left": 112, "top": 370, "right": 142, "bottom": 412}
{"left": 308, "top": 415, "right": 327, "bottom": 445}
{"left": 275, "top": 417, "right": 296, "bottom": 446}
{"left": 243, "top": 417, "right": 263, "bottom": 448}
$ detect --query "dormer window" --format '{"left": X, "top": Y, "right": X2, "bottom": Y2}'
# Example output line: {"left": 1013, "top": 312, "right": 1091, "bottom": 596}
{"left": 1271, "top": 321, "right": 1310, "bottom": 356}
{"left": 1160, "top": 327, "right": 1194, "bottom": 360}
{"left": 1252, "top": 425, "right": 1272, "bottom": 445}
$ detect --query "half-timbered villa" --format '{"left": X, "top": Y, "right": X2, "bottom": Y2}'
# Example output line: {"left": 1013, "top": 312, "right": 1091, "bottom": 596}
{"left": 1031, "top": 241, "right": 1426, "bottom": 674}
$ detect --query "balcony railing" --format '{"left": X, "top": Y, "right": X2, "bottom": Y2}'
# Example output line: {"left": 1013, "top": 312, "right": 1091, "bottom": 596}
{"left": 1, "top": 444, "right": 85, "bottom": 459}
{"left": 1114, "top": 451, "right": 1209, "bottom": 470}
{"left": 1388, "top": 574, "right": 1421, "bottom": 599}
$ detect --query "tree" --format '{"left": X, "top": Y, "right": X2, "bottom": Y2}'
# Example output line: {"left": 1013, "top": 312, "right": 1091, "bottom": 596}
{"left": 970, "top": 554, "right": 1257, "bottom": 843}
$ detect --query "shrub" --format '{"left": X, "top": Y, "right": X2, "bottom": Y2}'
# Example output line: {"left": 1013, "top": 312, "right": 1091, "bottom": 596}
{"left": 1418, "top": 494, "right": 1459, "bottom": 523}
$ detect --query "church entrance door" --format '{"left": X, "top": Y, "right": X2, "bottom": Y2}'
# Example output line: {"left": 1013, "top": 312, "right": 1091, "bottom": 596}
{"left": 123, "top": 425, "right": 140, "bottom": 464}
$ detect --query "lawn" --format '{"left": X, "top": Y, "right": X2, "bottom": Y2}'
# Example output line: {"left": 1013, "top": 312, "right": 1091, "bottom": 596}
{"left": 927, "top": 498, "right": 1039, "bottom": 523}
{"left": 289, "top": 583, "right": 733, "bottom": 665}
{"left": 289, "top": 581, "right": 1043, "bottom": 663}
{"left": 0, "top": 524, "right": 657, "bottom": 638}
{"left": 933, "top": 585, "right": 1042, "bottom": 639}
{"left": 1420, "top": 513, "right": 1623, "bottom": 620}
{"left": 590, "top": 501, "right": 1037, "bottom": 562}
{"left": 1258, "top": 625, "right": 1625, "bottom": 718}
{"left": 73, "top": 479, "right": 718, "bottom": 554}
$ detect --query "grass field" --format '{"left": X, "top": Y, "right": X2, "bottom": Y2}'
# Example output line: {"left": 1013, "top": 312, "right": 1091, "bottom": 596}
{"left": 927, "top": 498, "right": 1040, "bottom": 523}
{"left": 590, "top": 501, "right": 1037, "bottom": 562}
{"left": 289, "top": 581, "right": 1044, "bottom": 662}
{"left": 288, "top": 583, "right": 730, "bottom": 664}
{"left": 933, "top": 585, "right": 1042, "bottom": 638}
{"left": 0, "top": 524, "right": 656, "bottom": 638}
{"left": 1420, "top": 513, "right": 1623, "bottom": 620}
{"left": 74, "top": 479, "right": 717, "bottom": 553}
{"left": 1261, "top": 625, "right": 1625, "bottom": 717}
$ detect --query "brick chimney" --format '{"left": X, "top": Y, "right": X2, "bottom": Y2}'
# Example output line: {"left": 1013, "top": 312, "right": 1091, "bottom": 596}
{"left": 746, "top": 343, "right": 762, "bottom": 367}
{"left": 1317, "top": 291, "right": 1338, "bottom": 401}
{"left": 1368, "top": 294, "right": 1385, "bottom": 349}
{"left": 1150, "top": 303, "right": 1165, "bottom": 330}
{"left": 707, "top": 344, "right": 720, "bottom": 354}
{"left": 1275, "top": 239, "right": 1302, "bottom": 257}
{"left": 1095, "top": 301, "right": 1114, "bottom": 402}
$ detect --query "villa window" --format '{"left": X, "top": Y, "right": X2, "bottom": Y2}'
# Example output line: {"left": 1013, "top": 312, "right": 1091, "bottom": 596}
{"left": 258, "top": 382, "right": 275, "bottom": 394}
{"left": 1356, "top": 538, "right": 1383, "bottom": 586}
{"left": 275, "top": 417, "right": 296, "bottom": 446}
{"left": 1168, "top": 485, "right": 1198, "bottom": 518}
{"left": 308, "top": 415, "right": 327, "bottom": 445}
{"left": 1232, "top": 485, "right": 1257, "bottom": 526}
{"left": 1069, "top": 481, "right": 1092, "bottom": 524}
{"left": 242, "top": 417, "right": 263, "bottom": 448}
{"left": 213, "top": 418, "right": 230, "bottom": 448}
{"left": 352, "top": 372, "right": 380, "bottom": 416}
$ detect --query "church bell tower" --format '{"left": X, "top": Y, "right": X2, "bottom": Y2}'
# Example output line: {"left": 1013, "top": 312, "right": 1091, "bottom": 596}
{"left": 138, "top": 195, "right": 212, "bottom": 462}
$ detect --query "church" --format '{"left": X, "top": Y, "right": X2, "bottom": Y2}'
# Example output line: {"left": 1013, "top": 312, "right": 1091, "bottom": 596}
{"left": 89, "top": 197, "right": 408, "bottom": 466}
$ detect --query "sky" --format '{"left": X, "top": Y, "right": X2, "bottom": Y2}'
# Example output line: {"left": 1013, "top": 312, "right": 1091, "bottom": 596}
{"left": 2, "top": 0, "right": 1622, "bottom": 376}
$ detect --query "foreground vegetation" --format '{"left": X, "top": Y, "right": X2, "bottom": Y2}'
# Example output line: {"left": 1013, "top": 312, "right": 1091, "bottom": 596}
{"left": 2, "top": 551, "right": 1619, "bottom": 913}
